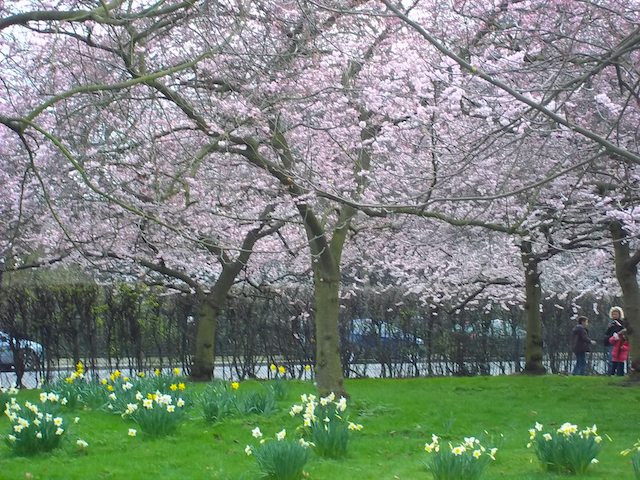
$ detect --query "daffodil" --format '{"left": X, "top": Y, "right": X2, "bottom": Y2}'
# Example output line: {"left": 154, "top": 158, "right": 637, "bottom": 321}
{"left": 452, "top": 445, "right": 466, "bottom": 456}
{"left": 231, "top": 382, "right": 240, "bottom": 390}
{"left": 128, "top": 428, "right": 137, "bottom": 437}
{"left": 557, "top": 422, "right": 578, "bottom": 436}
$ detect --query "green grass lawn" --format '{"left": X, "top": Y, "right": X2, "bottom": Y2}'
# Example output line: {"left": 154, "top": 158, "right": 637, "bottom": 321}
{"left": 1, "top": 375, "right": 639, "bottom": 479}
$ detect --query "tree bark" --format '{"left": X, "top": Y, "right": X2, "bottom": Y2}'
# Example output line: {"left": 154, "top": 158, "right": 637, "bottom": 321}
{"left": 191, "top": 292, "right": 219, "bottom": 381}
{"left": 610, "top": 221, "right": 640, "bottom": 379}
{"left": 521, "top": 240, "right": 545, "bottom": 374}
{"left": 313, "top": 268, "right": 347, "bottom": 397}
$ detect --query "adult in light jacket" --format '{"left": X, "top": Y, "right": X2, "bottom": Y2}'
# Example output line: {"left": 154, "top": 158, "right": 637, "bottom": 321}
{"left": 604, "top": 306, "right": 625, "bottom": 372}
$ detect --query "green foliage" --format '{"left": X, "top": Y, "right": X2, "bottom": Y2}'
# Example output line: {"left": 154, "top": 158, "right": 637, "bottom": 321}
{"left": 269, "top": 378, "right": 289, "bottom": 401}
{"left": 528, "top": 421, "right": 606, "bottom": 474}
{"left": 238, "top": 389, "right": 277, "bottom": 416}
{"left": 423, "top": 435, "right": 497, "bottom": 480}
{"left": 307, "top": 411, "right": 349, "bottom": 459}
{"left": 199, "top": 381, "right": 237, "bottom": 423}
{"left": 268, "top": 364, "right": 290, "bottom": 400}
{"left": 79, "top": 382, "right": 109, "bottom": 409}
{"left": 248, "top": 429, "right": 310, "bottom": 480}
{"left": 621, "top": 440, "right": 640, "bottom": 479}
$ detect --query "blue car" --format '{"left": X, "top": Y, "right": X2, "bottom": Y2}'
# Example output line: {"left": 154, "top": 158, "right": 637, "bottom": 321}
{"left": 0, "top": 331, "right": 44, "bottom": 371}
{"left": 346, "top": 318, "right": 425, "bottom": 360}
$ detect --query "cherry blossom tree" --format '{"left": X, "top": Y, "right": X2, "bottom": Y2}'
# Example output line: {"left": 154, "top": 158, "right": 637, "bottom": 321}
{"left": 2, "top": 0, "right": 639, "bottom": 390}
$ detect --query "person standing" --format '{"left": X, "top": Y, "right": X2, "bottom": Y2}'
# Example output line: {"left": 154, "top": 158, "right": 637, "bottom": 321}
{"left": 571, "top": 316, "right": 596, "bottom": 375}
{"left": 608, "top": 328, "right": 630, "bottom": 376}
{"left": 604, "top": 306, "right": 625, "bottom": 373}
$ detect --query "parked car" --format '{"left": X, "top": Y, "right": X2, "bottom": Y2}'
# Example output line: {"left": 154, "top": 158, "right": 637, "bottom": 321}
{"left": 0, "top": 331, "right": 44, "bottom": 371}
{"left": 345, "top": 318, "right": 425, "bottom": 361}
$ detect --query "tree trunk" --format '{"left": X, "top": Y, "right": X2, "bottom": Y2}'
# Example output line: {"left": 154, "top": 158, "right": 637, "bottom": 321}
{"left": 521, "top": 241, "right": 545, "bottom": 374}
{"left": 610, "top": 221, "right": 640, "bottom": 379}
{"left": 191, "top": 293, "right": 219, "bottom": 381}
{"left": 313, "top": 269, "right": 347, "bottom": 397}
{"left": 188, "top": 217, "right": 278, "bottom": 381}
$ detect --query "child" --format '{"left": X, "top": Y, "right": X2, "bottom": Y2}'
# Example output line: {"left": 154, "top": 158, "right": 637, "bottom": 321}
{"left": 608, "top": 328, "right": 629, "bottom": 376}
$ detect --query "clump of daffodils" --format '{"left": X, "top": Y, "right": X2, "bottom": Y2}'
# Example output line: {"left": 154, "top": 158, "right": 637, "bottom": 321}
{"left": 527, "top": 422, "right": 607, "bottom": 474}
{"left": 424, "top": 434, "right": 497, "bottom": 480}
{"left": 199, "top": 381, "right": 239, "bottom": 423}
{"left": 121, "top": 390, "right": 186, "bottom": 437}
{"left": 44, "top": 362, "right": 87, "bottom": 409}
{"left": 245, "top": 426, "right": 311, "bottom": 480}
{"left": 621, "top": 440, "right": 640, "bottom": 479}
{"left": 289, "top": 392, "right": 362, "bottom": 459}
{"left": 101, "top": 367, "right": 189, "bottom": 415}
{"left": 0, "top": 386, "right": 19, "bottom": 410}
{"left": 268, "top": 364, "right": 289, "bottom": 400}
{"left": 3, "top": 395, "right": 74, "bottom": 455}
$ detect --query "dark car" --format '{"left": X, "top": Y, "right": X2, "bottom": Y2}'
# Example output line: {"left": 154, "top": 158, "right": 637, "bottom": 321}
{"left": 0, "top": 331, "right": 44, "bottom": 371}
{"left": 345, "top": 318, "right": 425, "bottom": 361}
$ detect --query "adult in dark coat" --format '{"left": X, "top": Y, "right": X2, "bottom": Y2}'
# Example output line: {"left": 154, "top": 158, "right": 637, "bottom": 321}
{"left": 571, "top": 316, "right": 596, "bottom": 375}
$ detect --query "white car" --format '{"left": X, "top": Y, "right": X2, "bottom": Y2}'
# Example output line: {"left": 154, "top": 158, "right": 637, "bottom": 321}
{"left": 0, "top": 331, "right": 44, "bottom": 371}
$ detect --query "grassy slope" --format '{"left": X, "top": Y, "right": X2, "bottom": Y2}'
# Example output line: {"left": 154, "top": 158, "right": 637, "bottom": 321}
{"left": 1, "top": 375, "right": 639, "bottom": 479}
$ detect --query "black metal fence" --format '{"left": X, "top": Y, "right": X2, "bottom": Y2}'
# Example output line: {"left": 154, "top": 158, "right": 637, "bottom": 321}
{"left": 0, "top": 283, "right": 617, "bottom": 388}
